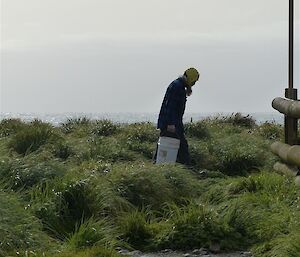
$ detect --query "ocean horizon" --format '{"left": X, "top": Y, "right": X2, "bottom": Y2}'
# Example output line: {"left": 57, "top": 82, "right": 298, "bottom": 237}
{"left": 0, "top": 112, "right": 284, "bottom": 126}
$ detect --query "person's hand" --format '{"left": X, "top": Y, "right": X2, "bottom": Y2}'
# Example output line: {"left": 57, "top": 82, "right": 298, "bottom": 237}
{"left": 167, "top": 125, "right": 176, "bottom": 133}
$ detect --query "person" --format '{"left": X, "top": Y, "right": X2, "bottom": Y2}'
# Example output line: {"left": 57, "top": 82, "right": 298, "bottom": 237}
{"left": 154, "top": 67, "right": 200, "bottom": 165}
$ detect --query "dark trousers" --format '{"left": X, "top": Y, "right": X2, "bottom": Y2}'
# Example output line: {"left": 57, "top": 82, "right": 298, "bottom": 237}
{"left": 153, "top": 130, "right": 191, "bottom": 165}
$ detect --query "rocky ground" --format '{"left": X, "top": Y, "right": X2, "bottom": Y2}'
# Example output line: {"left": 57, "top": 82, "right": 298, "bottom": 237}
{"left": 117, "top": 248, "right": 253, "bottom": 257}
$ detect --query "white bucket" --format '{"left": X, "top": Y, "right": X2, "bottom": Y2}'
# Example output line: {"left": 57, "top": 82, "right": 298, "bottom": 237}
{"left": 156, "top": 136, "right": 180, "bottom": 164}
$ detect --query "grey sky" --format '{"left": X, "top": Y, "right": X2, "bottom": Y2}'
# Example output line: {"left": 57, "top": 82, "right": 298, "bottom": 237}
{"left": 1, "top": 0, "right": 299, "bottom": 114}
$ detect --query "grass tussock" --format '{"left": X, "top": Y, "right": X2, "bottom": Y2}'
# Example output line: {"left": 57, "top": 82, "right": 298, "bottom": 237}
{"left": 118, "top": 209, "right": 153, "bottom": 249}
{"left": 67, "top": 218, "right": 119, "bottom": 250}
{"left": 8, "top": 121, "right": 59, "bottom": 155}
{"left": 0, "top": 117, "right": 299, "bottom": 257}
{"left": 0, "top": 184, "right": 53, "bottom": 256}
{"left": 184, "top": 121, "right": 210, "bottom": 139}
{"left": 91, "top": 119, "right": 120, "bottom": 137}
{"left": 0, "top": 118, "right": 26, "bottom": 137}
{"left": 108, "top": 163, "right": 201, "bottom": 210}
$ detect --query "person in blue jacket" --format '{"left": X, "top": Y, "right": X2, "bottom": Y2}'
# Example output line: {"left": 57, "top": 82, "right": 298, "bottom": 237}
{"left": 154, "top": 67, "right": 200, "bottom": 165}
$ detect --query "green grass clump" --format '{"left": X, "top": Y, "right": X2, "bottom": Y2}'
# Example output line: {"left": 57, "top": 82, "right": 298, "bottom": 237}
{"left": 0, "top": 184, "right": 52, "bottom": 256}
{"left": 221, "top": 113, "right": 256, "bottom": 129}
{"left": 89, "top": 137, "right": 135, "bottom": 162}
{"left": 255, "top": 121, "right": 283, "bottom": 140}
{"left": 109, "top": 163, "right": 200, "bottom": 210}
{"left": 123, "top": 122, "right": 158, "bottom": 143}
{"left": 119, "top": 209, "right": 153, "bottom": 249}
{"left": 186, "top": 117, "right": 276, "bottom": 173}
{"left": 60, "top": 117, "right": 92, "bottom": 134}
{"left": 0, "top": 157, "right": 66, "bottom": 190}
{"left": 253, "top": 232, "right": 300, "bottom": 257}
{"left": 91, "top": 120, "right": 120, "bottom": 137}
{"left": 153, "top": 202, "right": 234, "bottom": 251}
{"left": 0, "top": 118, "right": 25, "bottom": 137}
{"left": 51, "top": 140, "right": 74, "bottom": 160}
{"left": 1, "top": 115, "right": 299, "bottom": 256}
{"left": 31, "top": 177, "right": 97, "bottom": 238}
{"left": 30, "top": 173, "right": 131, "bottom": 239}
{"left": 120, "top": 123, "right": 158, "bottom": 159}
{"left": 201, "top": 172, "right": 300, "bottom": 255}
{"left": 8, "top": 121, "right": 58, "bottom": 155}
{"left": 67, "top": 218, "right": 119, "bottom": 250}
{"left": 209, "top": 135, "right": 265, "bottom": 175}
{"left": 184, "top": 121, "right": 210, "bottom": 139}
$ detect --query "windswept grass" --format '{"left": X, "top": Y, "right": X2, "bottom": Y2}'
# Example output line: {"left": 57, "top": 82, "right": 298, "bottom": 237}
{"left": 153, "top": 202, "right": 231, "bottom": 250}
{"left": 108, "top": 163, "right": 201, "bottom": 210}
{"left": 60, "top": 117, "right": 92, "bottom": 134}
{"left": 0, "top": 118, "right": 26, "bottom": 137}
{"left": 91, "top": 119, "right": 120, "bottom": 137}
{"left": 118, "top": 209, "right": 153, "bottom": 249}
{"left": 67, "top": 218, "right": 120, "bottom": 250}
{"left": 0, "top": 183, "right": 54, "bottom": 256}
{"left": 89, "top": 137, "right": 135, "bottom": 162}
{"left": 205, "top": 113, "right": 256, "bottom": 129}
{"left": 184, "top": 121, "right": 210, "bottom": 139}
{"left": 8, "top": 121, "right": 59, "bottom": 155}
{"left": 0, "top": 156, "right": 66, "bottom": 190}
{"left": 0, "top": 117, "right": 298, "bottom": 257}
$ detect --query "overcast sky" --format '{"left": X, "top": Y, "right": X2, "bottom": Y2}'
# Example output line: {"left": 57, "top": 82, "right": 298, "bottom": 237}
{"left": 0, "top": 0, "right": 299, "bottom": 114}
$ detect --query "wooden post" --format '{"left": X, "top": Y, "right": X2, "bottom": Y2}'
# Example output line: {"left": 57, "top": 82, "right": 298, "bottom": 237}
{"left": 285, "top": 89, "right": 298, "bottom": 145}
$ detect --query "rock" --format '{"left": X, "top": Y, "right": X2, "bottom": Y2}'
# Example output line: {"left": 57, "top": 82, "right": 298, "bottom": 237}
{"left": 118, "top": 249, "right": 130, "bottom": 255}
{"left": 183, "top": 254, "right": 191, "bottom": 257}
{"left": 192, "top": 248, "right": 209, "bottom": 255}
{"left": 128, "top": 250, "right": 143, "bottom": 256}
{"left": 162, "top": 249, "right": 173, "bottom": 253}
{"left": 241, "top": 251, "right": 252, "bottom": 257}
{"left": 199, "top": 170, "right": 208, "bottom": 176}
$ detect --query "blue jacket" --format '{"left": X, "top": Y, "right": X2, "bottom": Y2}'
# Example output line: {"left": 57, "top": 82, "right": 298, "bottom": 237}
{"left": 157, "top": 77, "right": 187, "bottom": 135}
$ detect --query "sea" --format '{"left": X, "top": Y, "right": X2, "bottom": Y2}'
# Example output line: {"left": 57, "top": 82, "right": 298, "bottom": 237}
{"left": 0, "top": 112, "right": 284, "bottom": 126}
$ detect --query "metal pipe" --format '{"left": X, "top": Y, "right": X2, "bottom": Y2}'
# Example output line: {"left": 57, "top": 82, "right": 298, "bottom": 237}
{"left": 289, "top": 0, "right": 294, "bottom": 89}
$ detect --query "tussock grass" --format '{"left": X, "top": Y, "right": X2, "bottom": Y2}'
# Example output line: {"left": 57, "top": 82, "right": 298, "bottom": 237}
{"left": 60, "top": 117, "right": 92, "bottom": 134}
{"left": 200, "top": 172, "right": 300, "bottom": 254}
{"left": 108, "top": 163, "right": 201, "bottom": 210}
{"left": 210, "top": 135, "right": 265, "bottom": 175}
{"left": 184, "top": 121, "right": 210, "bottom": 139}
{"left": 118, "top": 209, "right": 153, "bottom": 249}
{"left": 8, "top": 121, "right": 59, "bottom": 155}
{"left": 119, "top": 122, "right": 158, "bottom": 159}
{"left": 254, "top": 121, "right": 283, "bottom": 140}
{"left": 0, "top": 116, "right": 298, "bottom": 257}
{"left": 91, "top": 119, "right": 120, "bottom": 137}
{"left": 67, "top": 218, "right": 120, "bottom": 249}
{"left": 0, "top": 183, "right": 53, "bottom": 256}
{"left": 29, "top": 171, "right": 132, "bottom": 239}
{"left": 51, "top": 140, "right": 74, "bottom": 160}
{"left": 204, "top": 113, "right": 256, "bottom": 129}
{"left": 153, "top": 202, "right": 230, "bottom": 250}
{"left": 0, "top": 156, "right": 66, "bottom": 190}
{"left": 122, "top": 122, "right": 158, "bottom": 143}
{"left": 89, "top": 137, "right": 135, "bottom": 162}
{"left": 0, "top": 118, "right": 25, "bottom": 137}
